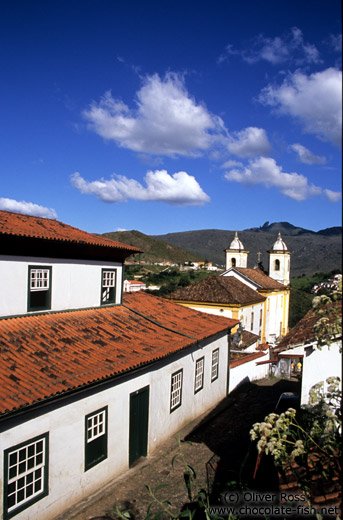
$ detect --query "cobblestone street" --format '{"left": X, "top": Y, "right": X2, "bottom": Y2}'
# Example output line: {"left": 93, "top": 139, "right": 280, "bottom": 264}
{"left": 55, "top": 377, "right": 300, "bottom": 520}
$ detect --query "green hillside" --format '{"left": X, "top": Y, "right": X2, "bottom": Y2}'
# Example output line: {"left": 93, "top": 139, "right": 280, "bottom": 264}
{"left": 101, "top": 229, "right": 203, "bottom": 264}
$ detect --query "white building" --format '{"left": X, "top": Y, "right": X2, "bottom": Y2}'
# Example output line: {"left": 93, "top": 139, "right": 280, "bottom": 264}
{"left": 123, "top": 279, "right": 147, "bottom": 292}
{"left": 271, "top": 300, "right": 342, "bottom": 405}
{"left": 0, "top": 210, "right": 238, "bottom": 520}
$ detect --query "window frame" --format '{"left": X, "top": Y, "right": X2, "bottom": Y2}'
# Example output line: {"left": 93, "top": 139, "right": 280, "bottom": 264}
{"left": 85, "top": 406, "right": 108, "bottom": 472}
{"left": 27, "top": 266, "right": 52, "bottom": 312}
{"left": 211, "top": 348, "right": 219, "bottom": 382}
{"left": 170, "top": 369, "right": 183, "bottom": 412}
{"left": 3, "top": 433, "right": 49, "bottom": 520}
{"left": 100, "top": 269, "right": 117, "bottom": 306}
{"left": 194, "top": 357, "right": 205, "bottom": 394}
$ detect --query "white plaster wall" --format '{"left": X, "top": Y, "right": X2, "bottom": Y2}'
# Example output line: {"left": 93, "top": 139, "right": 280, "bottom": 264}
{"left": 229, "top": 358, "right": 269, "bottom": 392}
{"left": 184, "top": 302, "right": 264, "bottom": 339}
{"left": 225, "top": 252, "right": 248, "bottom": 270}
{"left": 264, "top": 293, "right": 283, "bottom": 343}
{"left": 0, "top": 334, "right": 229, "bottom": 520}
{"left": 0, "top": 256, "right": 123, "bottom": 316}
{"left": 301, "top": 341, "right": 342, "bottom": 405}
{"left": 269, "top": 253, "right": 290, "bottom": 285}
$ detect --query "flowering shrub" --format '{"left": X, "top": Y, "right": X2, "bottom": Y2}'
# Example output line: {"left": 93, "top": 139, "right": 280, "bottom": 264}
{"left": 312, "top": 280, "right": 342, "bottom": 350}
{"left": 250, "top": 377, "right": 342, "bottom": 504}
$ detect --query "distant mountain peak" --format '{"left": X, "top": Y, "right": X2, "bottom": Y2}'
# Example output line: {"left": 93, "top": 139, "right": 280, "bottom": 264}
{"left": 244, "top": 221, "right": 315, "bottom": 236}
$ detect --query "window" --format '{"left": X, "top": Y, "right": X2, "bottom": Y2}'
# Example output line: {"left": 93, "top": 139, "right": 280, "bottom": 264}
{"left": 250, "top": 312, "right": 254, "bottom": 331}
{"left": 4, "top": 434, "right": 49, "bottom": 519}
{"left": 28, "top": 267, "right": 52, "bottom": 311}
{"left": 274, "top": 259, "right": 280, "bottom": 271}
{"left": 170, "top": 370, "right": 183, "bottom": 411}
{"left": 231, "top": 258, "right": 236, "bottom": 267}
{"left": 194, "top": 357, "right": 204, "bottom": 393}
{"left": 211, "top": 349, "right": 219, "bottom": 382}
{"left": 85, "top": 407, "right": 107, "bottom": 471}
{"left": 101, "top": 270, "right": 116, "bottom": 305}
{"left": 259, "top": 309, "right": 263, "bottom": 327}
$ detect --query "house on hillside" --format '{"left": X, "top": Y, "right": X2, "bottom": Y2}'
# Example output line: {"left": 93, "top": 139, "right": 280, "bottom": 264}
{"left": 0, "top": 210, "right": 238, "bottom": 520}
{"left": 123, "top": 279, "right": 147, "bottom": 292}
{"left": 167, "top": 232, "right": 290, "bottom": 346}
{"left": 270, "top": 299, "right": 342, "bottom": 405}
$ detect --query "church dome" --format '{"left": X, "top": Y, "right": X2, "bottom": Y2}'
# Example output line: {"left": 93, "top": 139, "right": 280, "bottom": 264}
{"left": 272, "top": 232, "right": 288, "bottom": 251}
{"left": 229, "top": 232, "right": 245, "bottom": 250}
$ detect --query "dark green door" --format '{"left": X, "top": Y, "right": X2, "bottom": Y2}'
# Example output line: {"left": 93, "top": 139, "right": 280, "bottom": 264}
{"left": 129, "top": 385, "right": 149, "bottom": 467}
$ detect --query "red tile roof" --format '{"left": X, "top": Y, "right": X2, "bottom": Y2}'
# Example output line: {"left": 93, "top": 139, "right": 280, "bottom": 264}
{"left": 0, "top": 292, "right": 238, "bottom": 416}
{"left": 275, "top": 299, "right": 342, "bottom": 351}
{"left": 230, "top": 351, "right": 266, "bottom": 367}
{"left": 166, "top": 276, "right": 265, "bottom": 306}
{"left": 234, "top": 267, "right": 285, "bottom": 290}
{"left": 0, "top": 210, "right": 141, "bottom": 253}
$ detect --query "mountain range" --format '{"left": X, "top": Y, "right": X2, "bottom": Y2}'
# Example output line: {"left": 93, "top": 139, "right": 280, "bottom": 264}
{"left": 102, "top": 222, "right": 342, "bottom": 277}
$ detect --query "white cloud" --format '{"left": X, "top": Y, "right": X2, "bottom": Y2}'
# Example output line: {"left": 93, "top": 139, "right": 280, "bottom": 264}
{"left": 221, "top": 27, "right": 321, "bottom": 66}
{"left": 83, "top": 73, "right": 224, "bottom": 157}
{"left": 221, "top": 159, "right": 243, "bottom": 169}
{"left": 0, "top": 198, "right": 57, "bottom": 218}
{"left": 324, "top": 189, "right": 342, "bottom": 203}
{"left": 71, "top": 170, "right": 210, "bottom": 206}
{"left": 259, "top": 68, "right": 342, "bottom": 147}
{"left": 227, "top": 127, "right": 271, "bottom": 158}
{"left": 329, "top": 34, "right": 342, "bottom": 53}
{"left": 224, "top": 156, "right": 330, "bottom": 201}
{"left": 290, "top": 143, "right": 326, "bottom": 165}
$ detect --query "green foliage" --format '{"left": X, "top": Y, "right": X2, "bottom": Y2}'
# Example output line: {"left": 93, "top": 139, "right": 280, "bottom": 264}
{"left": 289, "top": 271, "right": 341, "bottom": 328}
{"left": 289, "top": 288, "right": 313, "bottom": 328}
{"left": 143, "top": 268, "right": 216, "bottom": 296}
{"left": 290, "top": 271, "right": 337, "bottom": 292}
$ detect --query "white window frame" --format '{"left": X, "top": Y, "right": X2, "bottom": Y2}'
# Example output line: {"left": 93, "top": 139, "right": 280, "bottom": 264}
{"left": 170, "top": 369, "right": 183, "bottom": 411}
{"left": 194, "top": 357, "right": 204, "bottom": 393}
{"left": 101, "top": 269, "right": 116, "bottom": 305}
{"left": 86, "top": 409, "right": 106, "bottom": 443}
{"left": 30, "top": 269, "right": 50, "bottom": 291}
{"left": 211, "top": 348, "right": 219, "bottom": 382}
{"left": 102, "top": 270, "right": 115, "bottom": 288}
{"left": 4, "top": 434, "right": 48, "bottom": 518}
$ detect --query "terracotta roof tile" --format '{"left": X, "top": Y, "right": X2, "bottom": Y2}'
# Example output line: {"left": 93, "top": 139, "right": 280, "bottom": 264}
{"left": 234, "top": 267, "right": 285, "bottom": 290}
{"left": 230, "top": 351, "right": 266, "bottom": 367}
{"left": 0, "top": 292, "right": 237, "bottom": 416}
{"left": 275, "top": 299, "right": 342, "bottom": 351}
{"left": 166, "top": 276, "right": 265, "bottom": 305}
{"left": 0, "top": 210, "right": 141, "bottom": 253}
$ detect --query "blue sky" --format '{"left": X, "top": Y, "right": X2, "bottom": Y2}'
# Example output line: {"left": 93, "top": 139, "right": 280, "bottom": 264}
{"left": 1, "top": 0, "right": 342, "bottom": 235}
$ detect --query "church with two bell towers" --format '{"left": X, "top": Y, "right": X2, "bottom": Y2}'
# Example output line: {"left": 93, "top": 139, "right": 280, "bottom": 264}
{"left": 169, "top": 231, "right": 291, "bottom": 346}
{"left": 222, "top": 231, "right": 291, "bottom": 344}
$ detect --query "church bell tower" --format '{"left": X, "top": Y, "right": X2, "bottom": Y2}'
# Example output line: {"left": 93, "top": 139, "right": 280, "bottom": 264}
{"left": 268, "top": 233, "right": 291, "bottom": 285}
{"left": 225, "top": 232, "right": 249, "bottom": 270}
